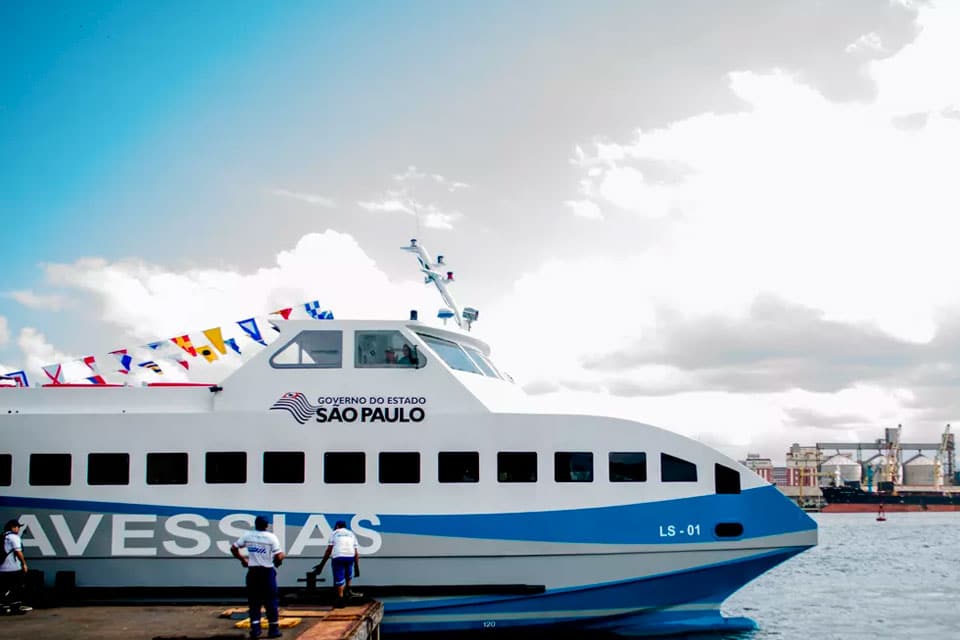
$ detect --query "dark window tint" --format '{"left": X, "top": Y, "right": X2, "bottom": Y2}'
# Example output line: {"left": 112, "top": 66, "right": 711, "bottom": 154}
{"left": 324, "top": 452, "right": 365, "bottom": 484}
{"left": 0, "top": 454, "right": 10, "bottom": 486}
{"left": 206, "top": 452, "right": 247, "bottom": 484}
{"left": 715, "top": 522, "right": 744, "bottom": 538}
{"left": 146, "top": 453, "right": 188, "bottom": 485}
{"left": 661, "top": 453, "right": 698, "bottom": 482}
{"left": 263, "top": 452, "right": 305, "bottom": 483}
{"left": 379, "top": 452, "right": 420, "bottom": 484}
{"left": 88, "top": 453, "right": 129, "bottom": 485}
{"left": 555, "top": 452, "right": 593, "bottom": 482}
{"left": 609, "top": 452, "right": 647, "bottom": 482}
{"left": 30, "top": 453, "right": 71, "bottom": 486}
{"left": 715, "top": 463, "right": 741, "bottom": 494}
{"left": 498, "top": 452, "right": 537, "bottom": 483}
{"left": 438, "top": 451, "right": 479, "bottom": 483}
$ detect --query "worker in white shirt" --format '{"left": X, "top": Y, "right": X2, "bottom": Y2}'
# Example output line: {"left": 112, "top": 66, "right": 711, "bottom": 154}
{"left": 315, "top": 520, "right": 360, "bottom": 608}
{"left": 232, "top": 516, "right": 285, "bottom": 639}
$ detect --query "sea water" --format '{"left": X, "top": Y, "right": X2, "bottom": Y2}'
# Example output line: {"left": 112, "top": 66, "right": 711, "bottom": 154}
{"left": 721, "top": 512, "right": 958, "bottom": 639}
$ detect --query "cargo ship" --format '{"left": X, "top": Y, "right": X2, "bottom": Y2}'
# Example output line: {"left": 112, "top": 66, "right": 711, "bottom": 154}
{"left": 820, "top": 484, "right": 960, "bottom": 512}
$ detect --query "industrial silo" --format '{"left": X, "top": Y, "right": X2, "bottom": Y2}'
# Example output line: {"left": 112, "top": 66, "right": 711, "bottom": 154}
{"left": 902, "top": 453, "right": 936, "bottom": 486}
{"left": 821, "top": 454, "right": 861, "bottom": 485}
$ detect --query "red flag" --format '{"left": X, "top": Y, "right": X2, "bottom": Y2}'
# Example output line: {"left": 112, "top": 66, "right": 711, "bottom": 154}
{"left": 171, "top": 335, "right": 198, "bottom": 356}
{"left": 272, "top": 307, "right": 293, "bottom": 320}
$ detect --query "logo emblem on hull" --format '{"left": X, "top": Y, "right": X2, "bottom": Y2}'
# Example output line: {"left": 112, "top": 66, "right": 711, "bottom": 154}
{"left": 270, "top": 392, "right": 319, "bottom": 424}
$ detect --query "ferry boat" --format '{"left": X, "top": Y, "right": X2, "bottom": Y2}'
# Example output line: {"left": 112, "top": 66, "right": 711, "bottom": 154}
{"left": 0, "top": 240, "right": 817, "bottom": 636}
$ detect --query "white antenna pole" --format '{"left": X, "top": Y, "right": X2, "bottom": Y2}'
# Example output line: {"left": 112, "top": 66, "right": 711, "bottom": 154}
{"left": 402, "top": 238, "right": 464, "bottom": 329}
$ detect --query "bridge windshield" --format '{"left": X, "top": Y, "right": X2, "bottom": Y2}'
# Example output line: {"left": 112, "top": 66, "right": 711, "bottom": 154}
{"left": 417, "top": 333, "right": 504, "bottom": 379}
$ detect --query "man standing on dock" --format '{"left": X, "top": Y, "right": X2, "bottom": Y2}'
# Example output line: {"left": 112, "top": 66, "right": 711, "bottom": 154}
{"left": 232, "top": 516, "right": 285, "bottom": 639}
{"left": 315, "top": 520, "right": 360, "bottom": 608}
{"left": 1, "top": 519, "right": 32, "bottom": 614}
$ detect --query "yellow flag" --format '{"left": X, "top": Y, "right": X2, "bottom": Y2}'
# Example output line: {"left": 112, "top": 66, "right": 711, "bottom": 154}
{"left": 203, "top": 327, "right": 228, "bottom": 355}
{"left": 196, "top": 345, "right": 219, "bottom": 363}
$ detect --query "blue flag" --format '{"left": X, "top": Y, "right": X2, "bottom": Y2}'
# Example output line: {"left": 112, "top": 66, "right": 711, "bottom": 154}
{"left": 237, "top": 317, "right": 267, "bottom": 346}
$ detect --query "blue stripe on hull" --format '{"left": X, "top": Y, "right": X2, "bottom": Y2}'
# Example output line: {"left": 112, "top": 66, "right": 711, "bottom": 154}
{"left": 381, "top": 547, "right": 802, "bottom": 635}
{"left": 0, "top": 484, "right": 813, "bottom": 544}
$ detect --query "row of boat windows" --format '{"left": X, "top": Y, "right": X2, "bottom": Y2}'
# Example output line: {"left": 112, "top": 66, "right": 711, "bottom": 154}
{"left": 271, "top": 329, "right": 506, "bottom": 380}
{"left": 0, "top": 452, "right": 741, "bottom": 493}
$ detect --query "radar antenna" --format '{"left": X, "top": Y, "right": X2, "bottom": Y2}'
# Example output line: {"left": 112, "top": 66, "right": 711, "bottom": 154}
{"left": 401, "top": 238, "right": 479, "bottom": 330}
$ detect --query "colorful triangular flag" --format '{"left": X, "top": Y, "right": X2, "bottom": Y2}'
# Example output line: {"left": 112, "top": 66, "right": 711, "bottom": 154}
{"left": 237, "top": 318, "right": 266, "bottom": 346}
{"left": 171, "top": 335, "right": 198, "bottom": 357}
{"left": 138, "top": 360, "right": 163, "bottom": 374}
{"left": 42, "top": 364, "right": 65, "bottom": 385}
{"left": 271, "top": 307, "right": 293, "bottom": 320}
{"left": 109, "top": 349, "right": 132, "bottom": 374}
{"left": 82, "top": 355, "right": 99, "bottom": 373}
{"left": 146, "top": 341, "right": 166, "bottom": 351}
{"left": 224, "top": 338, "right": 242, "bottom": 355}
{"left": 177, "top": 360, "right": 190, "bottom": 370}
{"left": 86, "top": 375, "right": 107, "bottom": 385}
{"left": 196, "top": 345, "right": 219, "bottom": 363}
{"left": 1, "top": 371, "right": 29, "bottom": 387}
{"left": 202, "top": 327, "right": 228, "bottom": 355}
{"left": 304, "top": 300, "right": 321, "bottom": 319}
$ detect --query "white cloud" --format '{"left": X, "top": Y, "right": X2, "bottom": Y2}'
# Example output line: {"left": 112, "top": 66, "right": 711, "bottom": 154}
{"left": 270, "top": 188, "right": 336, "bottom": 207}
{"left": 484, "top": 3, "right": 960, "bottom": 459}
{"left": 17, "top": 327, "right": 76, "bottom": 379}
{"left": 393, "top": 165, "right": 470, "bottom": 192}
{"left": 5, "top": 290, "right": 67, "bottom": 311}
{"left": 845, "top": 32, "right": 883, "bottom": 54}
{"left": 358, "top": 198, "right": 414, "bottom": 214}
{"left": 0, "top": 316, "right": 8, "bottom": 346}
{"left": 358, "top": 198, "right": 461, "bottom": 230}
{"left": 564, "top": 199, "right": 603, "bottom": 220}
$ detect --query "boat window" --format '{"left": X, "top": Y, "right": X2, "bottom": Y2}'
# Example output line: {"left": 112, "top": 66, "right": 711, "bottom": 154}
{"left": 30, "top": 453, "right": 72, "bottom": 486}
{"left": 661, "top": 453, "right": 698, "bottom": 482}
{"left": 609, "top": 452, "right": 647, "bottom": 482}
{"left": 325, "top": 452, "right": 366, "bottom": 484}
{"left": 715, "top": 463, "right": 741, "bottom": 494}
{"left": 146, "top": 453, "right": 188, "bottom": 485}
{"left": 356, "top": 331, "right": 423, "bottom": 368}
{"left": 206, "top": 452, "right": 247, "bottom": 484}
{"left": 379, "top": 452, "right": 420, "bottom": 484}
{"left": 88, "top": 453, "right": 129, "bottom": 486}
{"left": 0, "top": 454, "right": 11, "bottom": 486}
{"left": 438, "top": 451, "right": 479, "bottom": 483}
{"left": 498, "top": 452, "right": 537, "bottom": 483}
{"left": 418, "top": 334, "right": 482, "bottom": 374}
{"left": 263, "top": 451, "right": 305, "bottom": 484}
{"left": 462, "top": 345, "right": 499, "bottom": 378}
{"left": 555, "top": 452, "right": 593, "bottom": 482}
{"left": 270, "top": 330, "right": 343, "bottom": 369}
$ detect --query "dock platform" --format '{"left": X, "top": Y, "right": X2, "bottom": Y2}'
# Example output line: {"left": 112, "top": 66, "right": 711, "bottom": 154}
{"left": 1, "top": 601, "right": 383, "bottom": 640}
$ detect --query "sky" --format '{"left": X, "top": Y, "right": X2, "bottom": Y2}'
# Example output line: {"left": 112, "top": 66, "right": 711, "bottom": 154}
{"left": 3, "top": 0, "right": 959, "bottom": 463}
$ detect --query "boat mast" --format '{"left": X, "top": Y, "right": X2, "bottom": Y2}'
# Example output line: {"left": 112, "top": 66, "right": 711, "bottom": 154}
{"left": 402, "top": 238, "right": 478, "bottom": 330}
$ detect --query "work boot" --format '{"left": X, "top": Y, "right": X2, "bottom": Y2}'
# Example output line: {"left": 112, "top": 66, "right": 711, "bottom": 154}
{"left": 249, "top": 620, "right": 262, "bottom": 639}
{"left": 267, "top": 623, "right": 283, "bottom": 638}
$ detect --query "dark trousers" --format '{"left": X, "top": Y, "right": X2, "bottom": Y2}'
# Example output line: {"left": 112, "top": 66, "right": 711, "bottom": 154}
{"left": 0, "top": 570, "right": 25, "bottom": 606}
{"left": 246, "top": 567, "right": 279, "bottom": 626}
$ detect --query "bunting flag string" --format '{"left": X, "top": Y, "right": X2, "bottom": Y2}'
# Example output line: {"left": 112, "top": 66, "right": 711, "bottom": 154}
{"left": 8, "top": 298, "right": 331, "bottom": 387}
